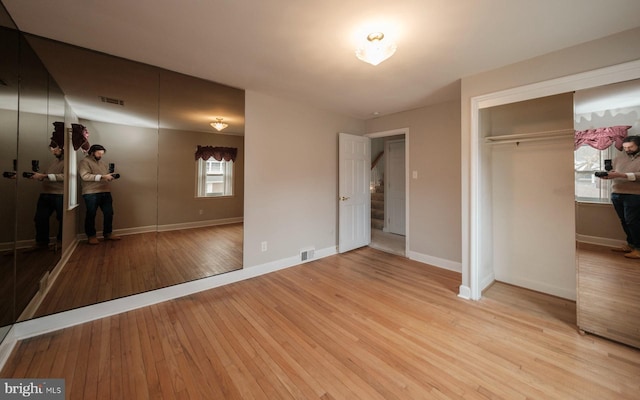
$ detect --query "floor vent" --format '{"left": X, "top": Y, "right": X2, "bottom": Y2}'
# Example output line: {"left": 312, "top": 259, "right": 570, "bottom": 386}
{"left": 100, "top": 96, "right": 125, "bottom": 106}
{"left": 300, "top": 248, "right": 315, "bottom": 262}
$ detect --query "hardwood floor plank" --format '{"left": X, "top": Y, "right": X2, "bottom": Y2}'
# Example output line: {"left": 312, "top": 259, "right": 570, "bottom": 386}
{"left": 33, "top": 224, "right": 243, "bottom": 318}
{"left": 3, "top": 247, "right": 640, "bottom": 399}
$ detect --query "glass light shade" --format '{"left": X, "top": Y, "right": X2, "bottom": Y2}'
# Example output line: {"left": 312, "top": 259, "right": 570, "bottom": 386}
{"left": 210, "top": 118, "right": 228, "bottom": 131}
{"left": 355, "top": 32, "right": 397, "bottom": 66}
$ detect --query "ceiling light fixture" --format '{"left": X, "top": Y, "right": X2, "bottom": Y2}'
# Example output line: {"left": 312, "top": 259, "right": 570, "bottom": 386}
{"left": 210, "top": 118, "right": 228, "bottom": 131}
{"left": 355, "top": 32, "right": 397, "bottom": 66}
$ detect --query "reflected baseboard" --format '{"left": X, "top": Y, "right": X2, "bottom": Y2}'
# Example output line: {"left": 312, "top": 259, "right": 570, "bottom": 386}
{"left": 575, "top": 234, "right": 625, "bottom": 248}
{"left": 74, "top": 217, "right": 244, "bottom": 240}
{"left": 157, "top": 217, "right": 243, "bottom": 232}
{"left": 17, "top": 239, "right": 79, "bottom": 322}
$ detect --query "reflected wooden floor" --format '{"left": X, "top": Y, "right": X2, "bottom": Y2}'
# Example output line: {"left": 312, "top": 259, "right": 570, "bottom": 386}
{"left": 576, "top": 242, "right": 640, "bottom": 348}
{"left": 32, "top": 223, "right": 243, "bottom": 318}
{"left": 4, "top": 247, "right": 639, "bottom": 399}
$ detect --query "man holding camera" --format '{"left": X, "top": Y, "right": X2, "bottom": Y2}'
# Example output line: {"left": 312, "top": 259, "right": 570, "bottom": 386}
{"left": 78, "top": 144, "right": 121, "bottom": 245}
{"left": 598, "top": 135, "right": 640, "bottom": 259}
{"left": 30, "top": 145, "right": 64, "bottom": 249}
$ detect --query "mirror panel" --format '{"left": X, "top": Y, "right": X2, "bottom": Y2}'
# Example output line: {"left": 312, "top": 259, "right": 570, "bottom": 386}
{"left": 10, "top": 34, "right": 246, "bottom": 319}
{"left": 157, "top": 70, "right": 244, "bottom": 284}
{"left": 0, "top": 23, "right": 19, "bottom": 339}
{"left": 15, "top": 35, "right": 65, "bottom": 319}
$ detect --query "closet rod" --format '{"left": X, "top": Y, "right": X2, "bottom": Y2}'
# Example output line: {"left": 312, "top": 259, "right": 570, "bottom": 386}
{"left": 484, "top": 128, "right": 574, "bottom": 144}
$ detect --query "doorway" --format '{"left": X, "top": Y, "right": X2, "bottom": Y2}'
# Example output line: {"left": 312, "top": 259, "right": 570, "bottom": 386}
{"left": 465, "top": 59, "right": 640, "bottom": 301}
{"left": 367, "top": 130, "right": 408, "bottom": 256}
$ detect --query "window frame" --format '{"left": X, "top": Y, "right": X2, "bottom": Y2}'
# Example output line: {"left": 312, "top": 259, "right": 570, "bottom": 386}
{"left": 196, "top": 157, "right": 234, "bottom": 198}
{"left": 574, "top": 144, "right": 617, "bottom": 204}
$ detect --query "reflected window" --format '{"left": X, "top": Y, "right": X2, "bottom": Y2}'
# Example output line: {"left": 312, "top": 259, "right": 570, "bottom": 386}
{"left": 574, "top": 145, "right": 615, "bottom": 203}
{"left": 197, "top": 158, "right": 234, "bottom": 197}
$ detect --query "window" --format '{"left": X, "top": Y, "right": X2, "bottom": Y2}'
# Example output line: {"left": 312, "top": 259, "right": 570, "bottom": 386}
{"left": 574, "top": 145, "right": 616, "bottom": 203}
{"left": 197, "top": 158, "right": 233, "bottom": 197}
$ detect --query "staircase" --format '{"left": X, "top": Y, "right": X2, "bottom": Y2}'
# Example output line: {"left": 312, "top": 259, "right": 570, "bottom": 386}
{"left": 371, "top": 181, "right": 384, "bottom": 230}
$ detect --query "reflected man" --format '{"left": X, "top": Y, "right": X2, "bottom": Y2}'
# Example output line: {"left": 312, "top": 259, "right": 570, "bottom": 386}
{"left": 78, "top": 144, "right": 121, "bottom": 245}
{"left": 30, "top": 145, "right": 64, "bottom": 249}
{"left": 599, "top": 135, "right": 640, "bottom": 259}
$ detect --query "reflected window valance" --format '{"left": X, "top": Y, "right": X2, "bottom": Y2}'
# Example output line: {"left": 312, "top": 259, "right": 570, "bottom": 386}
{"left": 574, "top": 125, "right": 632, "bottom": 151}
{"left": 194, "top": 145, "right": 237, "bottom": 162}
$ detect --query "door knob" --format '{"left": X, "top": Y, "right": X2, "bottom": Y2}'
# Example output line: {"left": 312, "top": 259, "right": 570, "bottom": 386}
{"left": 339, "top": 196, "right": 350, "bottom": 201}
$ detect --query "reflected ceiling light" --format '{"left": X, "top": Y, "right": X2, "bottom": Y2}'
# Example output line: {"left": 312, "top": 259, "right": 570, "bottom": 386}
{"left": 355, "top": 32, "right": 397, "bottom": 66}
{"left": 210, "top": 117, "right": 228, "bottom": 131}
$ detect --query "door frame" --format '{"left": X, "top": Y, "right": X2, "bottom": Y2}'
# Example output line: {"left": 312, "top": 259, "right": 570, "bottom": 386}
{"left": 366, "top": 128, "right": 409, "bottom": 257}
{"left": 464, "top": 59, "right": 640, "bottom": 301}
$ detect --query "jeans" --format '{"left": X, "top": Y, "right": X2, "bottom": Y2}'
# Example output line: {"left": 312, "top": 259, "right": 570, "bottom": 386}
{"left": 34, "top": 193, "right": 63, "bottom": 245}
{"left": 611, "top": 193, "right": 640, "bottom": 248}
{"left": 83, "top": 192, "right": 114, "bottom": 238}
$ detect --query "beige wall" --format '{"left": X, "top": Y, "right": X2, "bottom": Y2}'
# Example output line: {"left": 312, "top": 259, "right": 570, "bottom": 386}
{"left": 244, "top": 90, "right": 365, "bottom": 267}
{"left": 158, "top": 129, "right": 244, "bottom": 226}
{"left": 365, "top": 97, "right": 462, "bottom": 265}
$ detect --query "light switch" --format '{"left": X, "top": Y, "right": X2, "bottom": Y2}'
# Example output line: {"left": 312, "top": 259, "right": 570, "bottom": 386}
{"left": 412, "top": 170, "right": 418, "bottom": 179}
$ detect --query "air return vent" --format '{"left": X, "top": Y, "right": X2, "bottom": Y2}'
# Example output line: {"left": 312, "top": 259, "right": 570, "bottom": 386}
{"left": 300, "top": 248, "right": 315, "bottom": 262}
{"left": 100, "top": 96, "right": 124, "bottom": 106}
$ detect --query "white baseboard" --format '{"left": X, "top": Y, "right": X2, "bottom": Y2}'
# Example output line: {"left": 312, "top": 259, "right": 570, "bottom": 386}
{"left": 408, "top": 250, "right": 462, "bottom": 273}
{"left": 458, "top": 285, "right": 471, "bottom": 299}
{"left": 0, "top": 326, "right": 16, "bottom": 372}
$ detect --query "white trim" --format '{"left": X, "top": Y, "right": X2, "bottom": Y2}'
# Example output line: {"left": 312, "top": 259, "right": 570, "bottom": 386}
{"left": 408, "top": 250, "right": 461, "bottom": 273}
{"left": 365, "top": 128, "right": 410, "bottom": 257}
{"left": 466, "top": 58, "right": 640, "bottom": 301}
{"left": 0, "top": 326, "right": 16, "bottom": 371}
{"left": 457, "top": 285, "right": 471, "bottom": 300}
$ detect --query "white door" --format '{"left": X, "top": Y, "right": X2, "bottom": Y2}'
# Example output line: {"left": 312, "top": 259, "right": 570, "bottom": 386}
{"left": 386, "top": 139, "right": 406, "bottom": 235}
{"left": 338, "top": 132, "right": 370, "bottom": 253}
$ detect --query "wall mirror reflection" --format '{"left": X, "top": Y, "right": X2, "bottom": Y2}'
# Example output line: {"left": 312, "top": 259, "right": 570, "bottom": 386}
{"left": 1, "top": 31, "right": 244, "bottom": 324}
{"left": 0, "top": 20, "right": 20, "bottom": 342}
{"left": 574, "top": 79, "right": 640, "bottom": 349}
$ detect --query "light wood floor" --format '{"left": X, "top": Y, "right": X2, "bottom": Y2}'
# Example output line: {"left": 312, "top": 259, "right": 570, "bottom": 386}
{"left": 32, "top": 223, "right": 243, "bottom": 318}
{"left": 3, "top": 247, "right": 640, "bottom": 399}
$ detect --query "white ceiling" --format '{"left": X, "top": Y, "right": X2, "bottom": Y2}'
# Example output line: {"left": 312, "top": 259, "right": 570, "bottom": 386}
{"left": 4, "top": 0, "right": 640, "bottom": 120}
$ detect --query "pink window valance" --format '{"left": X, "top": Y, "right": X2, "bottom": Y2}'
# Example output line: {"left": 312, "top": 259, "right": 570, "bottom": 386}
{"left": 574, "top": 125, "right": 632, "bottom": 151}
{"left": 194, "top": 145, "right": 237, "bottom": 162}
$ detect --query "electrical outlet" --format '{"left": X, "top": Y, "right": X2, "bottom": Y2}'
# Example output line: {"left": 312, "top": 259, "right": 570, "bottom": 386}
{"left": 199, "top": 209, "right": 204, "bottom": 215}
{"left": 261, "top": 241, "right": 268, "bottom": 252}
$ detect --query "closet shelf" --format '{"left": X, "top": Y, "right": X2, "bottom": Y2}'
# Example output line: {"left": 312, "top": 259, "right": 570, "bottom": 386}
{"left": 485, "top": 128, "right": 574, "bottom": 144}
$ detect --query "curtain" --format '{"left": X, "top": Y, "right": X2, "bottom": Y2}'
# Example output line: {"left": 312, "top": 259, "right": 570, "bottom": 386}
{"left": 194, "top": 145, "right": 237, "bottom": 162}
{"left": 574, "top": 125, "right": 632, "bottom": 151}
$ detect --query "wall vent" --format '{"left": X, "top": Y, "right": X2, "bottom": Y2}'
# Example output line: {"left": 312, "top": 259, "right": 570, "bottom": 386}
{"left": 100, "top": 96, "right": 125, "bottom": 106}
{"left": 300, "top": 248, "right": 315, "bottom": 262}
